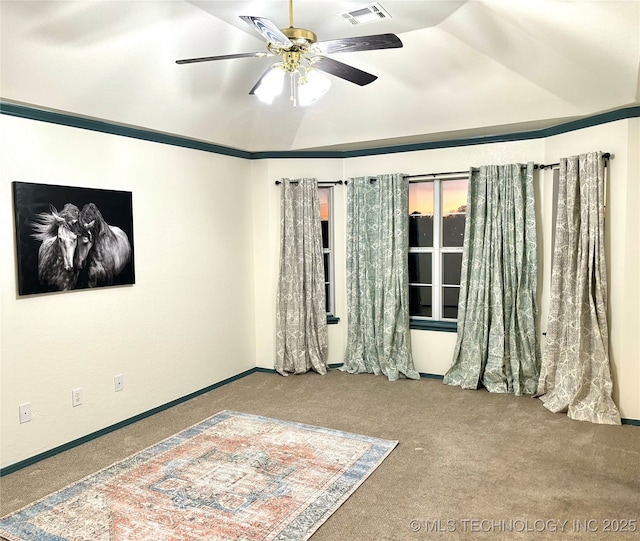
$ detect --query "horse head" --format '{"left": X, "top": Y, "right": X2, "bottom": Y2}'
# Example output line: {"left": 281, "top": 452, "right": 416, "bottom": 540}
{"left": 78, "top": 203, "right": 130, "bottom": 286}
{"left": 50, "top": 204, "right": 79, "bottom": 272}
{"left": 80, "top": 203, "right": 104, "bottom": 234}
{"left": 58, "top": 203, "right": 80, "bottom": 224}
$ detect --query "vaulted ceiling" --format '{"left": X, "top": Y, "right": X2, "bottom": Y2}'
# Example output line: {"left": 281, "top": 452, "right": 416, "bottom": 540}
{"left": 2, "top": 1, "right": 639, "bottom": 152}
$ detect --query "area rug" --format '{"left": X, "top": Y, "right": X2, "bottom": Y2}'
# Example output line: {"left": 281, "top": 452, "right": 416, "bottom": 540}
{"left": 0, "top": 410, "right": 397, "bottom": 541}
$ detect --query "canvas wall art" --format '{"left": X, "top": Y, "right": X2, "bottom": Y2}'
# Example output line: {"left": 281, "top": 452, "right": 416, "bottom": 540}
{"left": 12, "top": 181, "right": 135, "bottom": 296}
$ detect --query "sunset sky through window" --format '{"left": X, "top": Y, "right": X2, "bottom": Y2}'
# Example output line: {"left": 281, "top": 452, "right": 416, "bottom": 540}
{"left": 319, "top": 188, "right": 329, "bottom": 221}
{"left": 319, "top": 180, "right": 468, "bottom": 221}
{"left": 409, "top": 180, "right": 468, "bottom": 215}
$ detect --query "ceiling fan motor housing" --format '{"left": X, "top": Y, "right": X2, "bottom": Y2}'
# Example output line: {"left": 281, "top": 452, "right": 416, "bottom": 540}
{"left": 281, "top": 50, "right": 303, "bottom": 72}
{"left": 281, "top": 27, "right": 317, "bottom": 45}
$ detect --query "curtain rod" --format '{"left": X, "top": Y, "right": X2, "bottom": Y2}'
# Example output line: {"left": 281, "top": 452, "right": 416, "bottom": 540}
{"left": 404, "top": 170, "right": 468, "bottom": 179}
{"left": 275, "top": 152, "right": 611, "bottom": 185}
{"left": 346, "top": 174, "right": 467, "bottom": 184}
{"left": 536, "top": 152, "right": 611, "bottom": 170}
{"left": 344, "top": 177, "right": 375, "bottom": 185}
{"left": 274, "top": 180, "right": 344, "bottom": 185}
{"left": 405, "top": 164, "right": 533, "bottom": 179}
{"left": 275, "top": 178, "right": 378, "bottom": 185}
{"left": 404, "top": 154, "right": 611, "bottom": 178}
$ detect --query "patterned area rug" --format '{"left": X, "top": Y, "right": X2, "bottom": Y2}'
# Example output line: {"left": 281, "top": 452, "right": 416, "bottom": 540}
{"left": 0, "top": 411, "right": 397, "bottom": 540}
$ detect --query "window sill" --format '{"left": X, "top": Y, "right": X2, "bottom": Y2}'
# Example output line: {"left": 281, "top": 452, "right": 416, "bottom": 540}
{"left": 327, "top": 315, "right": 340, "bottom": 325}
{"left": 326, "top": 317, "right": 453, "bottom": 329}
{"left": 410, "top": 319, "right": 457, "bottom": 332}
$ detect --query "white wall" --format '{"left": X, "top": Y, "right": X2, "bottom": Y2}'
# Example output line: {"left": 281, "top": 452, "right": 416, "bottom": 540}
{"left": 2, "top": 113, "right": 638, "bottom": 470}
{"left": 0, "top": 116, "right": 256, "bottom": 468}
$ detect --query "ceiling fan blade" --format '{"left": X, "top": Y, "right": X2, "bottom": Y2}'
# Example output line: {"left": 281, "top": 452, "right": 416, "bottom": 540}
{"left": 176, "top": 52, "right": 272, "bottom": 65}
{"left": 239, "top": 16, "right": 293, "bottom": 48}
{"left": 311, "top": 56, "right": 377, "bottom": 86}
{"left": 314, "top": 33, "right": 403, "bottom": 55}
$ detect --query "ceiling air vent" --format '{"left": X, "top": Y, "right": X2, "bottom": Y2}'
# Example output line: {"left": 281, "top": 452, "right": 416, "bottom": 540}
{"left": 340, "top": 3, "right": 392, "bottom": 26}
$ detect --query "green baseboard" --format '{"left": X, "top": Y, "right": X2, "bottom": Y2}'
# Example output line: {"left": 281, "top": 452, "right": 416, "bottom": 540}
{"left": 0, "top": 368, "right": 259, "bottom": 477}
{"left": 2, "top": 367, "right": 637, "bottom": 476}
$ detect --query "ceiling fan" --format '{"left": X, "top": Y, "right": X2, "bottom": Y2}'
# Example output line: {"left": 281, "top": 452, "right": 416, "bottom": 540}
{"left": 176, "top": 0, "right": 403, "bottom": 106}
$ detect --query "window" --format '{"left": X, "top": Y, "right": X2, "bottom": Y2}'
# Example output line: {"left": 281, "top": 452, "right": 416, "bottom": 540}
{"left": 318, "top": 186, "right": 335, "bottom": 316}
{"left": 408, "top": 176, "right": 468, "bottom": 322}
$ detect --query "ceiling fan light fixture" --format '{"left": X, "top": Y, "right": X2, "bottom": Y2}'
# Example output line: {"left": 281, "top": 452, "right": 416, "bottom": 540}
{"left": 254, "top": 66, "right": 285, "bottom": 104}
{"left": 298, "top": 70, "right": 331, "bottom": 107}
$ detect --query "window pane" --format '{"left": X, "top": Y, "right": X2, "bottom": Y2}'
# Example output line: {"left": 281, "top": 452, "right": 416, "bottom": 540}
{"left": 321, "top": 221, "right": 329, "bottom": 249}
{"left": 409, "top": 214, "right": 433, "bottom": 247}
{"left": 409, "top": 182, "right": 434, "bottom": 214}
{"left": 408, "top": 253, "right": 432, "bottom": 284}
{"left": 442, "top": 179, "right": 467, "bottom": 247}
{"left": 442, "top": 287, "right": 460, "bottom": 319}
{"left": 442, "top": 179, "right": 468, "bottom": 215}
{"left": 409, "top": 286, "right": 432, "bottom": 317}
{"left": 325, "top": 283, "right": 330, "bottom": 313}
{"left": 323, "top": 252, "right": 329, "bottom": 282}
{"left": 319, "top": 188, "right": 330, "bottom": 249}
{"left": 409, "top": 183, "right": 433, "bottom": 247}
{"left": 319, "top": 187, "right": 332, "bottom": 314}
{"left": 442, "top": 253, "right": 462, "bottom": 285}
{"left": 318, "top": 188, "right": 329, "bottom": 220}
{"left": 442, "top": 214, "right": 466, "bottom": 247}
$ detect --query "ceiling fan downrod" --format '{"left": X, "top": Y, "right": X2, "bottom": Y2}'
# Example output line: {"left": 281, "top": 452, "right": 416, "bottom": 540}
{"left": 281, "top": 0, "right": 317, "bottom": 45}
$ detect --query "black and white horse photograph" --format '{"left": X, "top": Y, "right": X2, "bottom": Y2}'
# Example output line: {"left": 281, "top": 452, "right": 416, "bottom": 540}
{"left": 12, "top": 182, "right": 135, "bottom": 296}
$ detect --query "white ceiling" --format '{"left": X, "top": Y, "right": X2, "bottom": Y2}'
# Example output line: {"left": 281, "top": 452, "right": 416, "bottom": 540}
{"left": 1, "top": 0, "right": 639, "bottom": 152}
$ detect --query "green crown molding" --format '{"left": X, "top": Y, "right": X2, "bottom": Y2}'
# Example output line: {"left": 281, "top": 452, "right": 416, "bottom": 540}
{"left": 0, "top": 101, "right": 253, "bottom": 160}
{"left": 340, "top": 106, "right": 640, "bottom": 157}
{"left": 2, "top": 101, "right": 639, "bottom": 159}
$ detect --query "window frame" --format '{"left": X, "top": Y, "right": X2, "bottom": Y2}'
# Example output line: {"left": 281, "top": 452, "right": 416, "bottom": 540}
{"left": 318, "top": 184, "right": 337, "bottom": 322}
{"left": 408, "top": 174, "right": 468, "bottom": 329}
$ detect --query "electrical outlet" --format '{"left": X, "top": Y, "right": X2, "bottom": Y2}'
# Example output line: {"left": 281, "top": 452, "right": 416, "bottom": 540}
{"left": 72, "top": 388, "right": 83, "bottom": 407}
{"left": 19, "top": 403, "right": 32, "bottom": 423}
{"left": 114, "top": 374, "right": 124, "bottom": 392}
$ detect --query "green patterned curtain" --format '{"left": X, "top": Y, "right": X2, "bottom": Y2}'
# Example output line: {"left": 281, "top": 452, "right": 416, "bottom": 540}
{"left": 342, "top": 174, "right": 419, "bottom": 381}
{"left": 537, "top": 152, "right": 620, "bottom": 424}
{"left": 275, "top": 178, "right": 328, "bottom": 376}
{"left": 444, "top": 163, "right": 540, "bottom": 395}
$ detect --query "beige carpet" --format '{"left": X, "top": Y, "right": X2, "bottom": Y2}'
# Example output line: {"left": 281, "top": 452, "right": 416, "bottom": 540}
{"left": 2, "top": 370, "right": 639, "bottom": 540}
